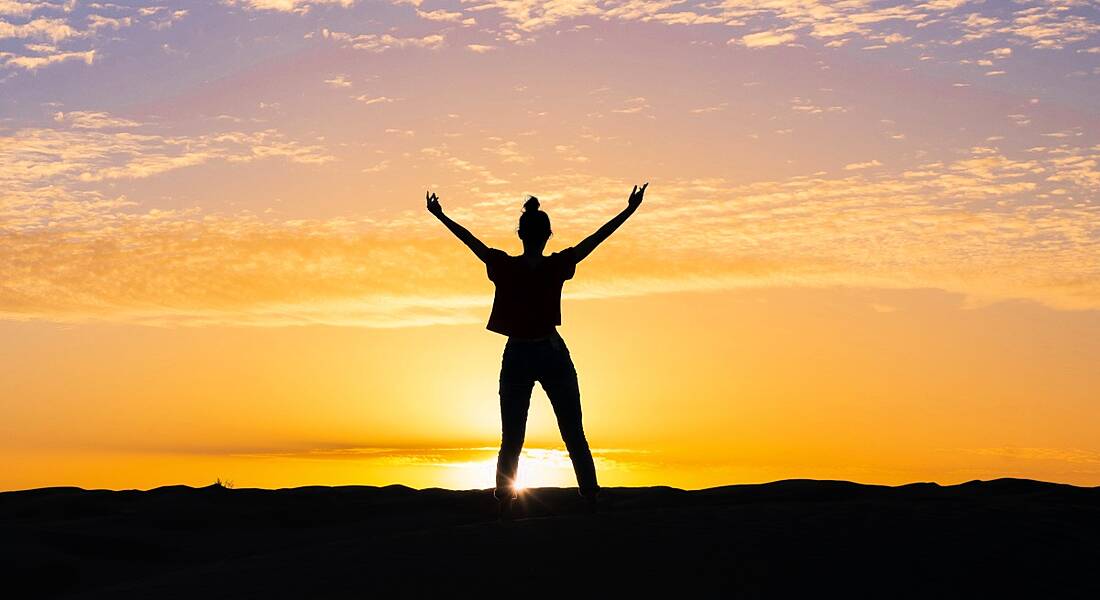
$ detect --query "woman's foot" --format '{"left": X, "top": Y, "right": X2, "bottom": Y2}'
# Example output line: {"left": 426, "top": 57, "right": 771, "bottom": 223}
{"left": 580, "top": 487, "right": 604, "bottom": 514}
{"left": 494, "top": 488, "right": 518, "bottom": 521}
{"left": 497, "top": 494, "right": 514, "bottom": 521}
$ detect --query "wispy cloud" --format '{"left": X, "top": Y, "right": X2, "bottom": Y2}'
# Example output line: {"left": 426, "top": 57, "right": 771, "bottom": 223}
{"left": 0, "top": 17, "right": 80, "bottom": 41}
{"left": 843, "top": 160, "right": 883, "bottom": 170}
{"left": 0, "top": 1, "right": 40, "bottom": 18}
{"left": 417, "top": 8, "right": 474, "bottom": 26}
{"left": 611, "top": 96, "right": 650, "bottom": 114}
{"left": 690, "top": 103, "right": 727, "bottom": 114}
{"left": 323, "top": 74, "right": 351, "bottom": 88}
{"left": 355, "top": 93, "right": 397, "bottom": 105}
{"left": 322, "top": 29, "right": 444, "bottom": 52}
{"left": 1, "top": 48, "right": 94, "bottom": 70}
{"left": 735, "top": 30, "right": 797, "bottom": 48}
{"left": 1, "top": 123, "right": 332, "bottom": 188}
{"left": 226, "top": 0, "right": 357, "bottom": 13}
{"left": 52, "top": 110, "right": 140, "bottom": 129}
{"left": 958, "top": 447, "right": 1100, "bottom": 466}
{"left": 3, "top": 111, "right": 1099, "bottom": 327}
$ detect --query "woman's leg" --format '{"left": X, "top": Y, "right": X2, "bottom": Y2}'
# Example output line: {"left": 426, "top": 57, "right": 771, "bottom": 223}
{"left": 496, "top": 344, "right": 534, "bottom": 499}
{"left": 541, "top": 337, "right": 600, "bottom": 498}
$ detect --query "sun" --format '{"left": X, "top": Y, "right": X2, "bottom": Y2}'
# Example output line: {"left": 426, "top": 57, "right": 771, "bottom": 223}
{"left": 439, "top": 448, "right": 577, "bottom": 490}
{"left": 511, "top": 448, "right": 575, "bottom": 490}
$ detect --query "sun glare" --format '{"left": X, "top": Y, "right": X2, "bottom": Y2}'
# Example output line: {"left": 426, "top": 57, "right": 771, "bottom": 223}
{"left": 440, "top": 448, "right": 577, "bottom": 490}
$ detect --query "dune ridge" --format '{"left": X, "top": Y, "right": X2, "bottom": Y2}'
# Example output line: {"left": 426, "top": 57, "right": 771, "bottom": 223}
{"left": 3, "top": 478, "right": 1098, "bottom": 598}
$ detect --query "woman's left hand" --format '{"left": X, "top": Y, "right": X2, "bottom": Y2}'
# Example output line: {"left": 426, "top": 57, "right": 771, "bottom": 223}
{"left": 426, "top": 190, "right": 443, "bottom": 216}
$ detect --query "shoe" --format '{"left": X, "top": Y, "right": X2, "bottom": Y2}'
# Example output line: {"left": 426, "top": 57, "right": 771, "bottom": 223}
{"left": 497, "top": 493, "right": 515, "bottom": 521}
{"left": 580, "top": 488, "right": 603, "bottom": 514}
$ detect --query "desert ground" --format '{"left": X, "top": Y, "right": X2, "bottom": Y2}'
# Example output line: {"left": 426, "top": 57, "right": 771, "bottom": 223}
{"left": 3, "top": 478, "right": 1098, "bottom": 598}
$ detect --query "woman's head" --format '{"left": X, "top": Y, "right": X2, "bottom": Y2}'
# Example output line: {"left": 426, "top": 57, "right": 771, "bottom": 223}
{"left": 518, "top": 195, "right": 551, "bottom": 243}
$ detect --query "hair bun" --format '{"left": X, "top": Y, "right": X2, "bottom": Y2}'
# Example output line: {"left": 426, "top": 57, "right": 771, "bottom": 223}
{"left": 523, "top": 196, "right": 540, "bottom": 212}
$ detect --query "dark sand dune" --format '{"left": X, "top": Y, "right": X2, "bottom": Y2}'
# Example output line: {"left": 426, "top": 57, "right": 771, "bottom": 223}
{"left": 3, "top": 479, "right": 1098, "bottom": 598}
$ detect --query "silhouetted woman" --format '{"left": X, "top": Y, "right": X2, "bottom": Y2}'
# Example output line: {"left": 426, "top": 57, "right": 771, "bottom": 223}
{"left": 426, "top": 184, "right": 647, "bottom": 511}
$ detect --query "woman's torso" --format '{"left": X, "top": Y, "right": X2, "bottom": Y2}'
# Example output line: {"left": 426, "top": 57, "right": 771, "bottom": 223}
{"left": 485, "top": 248, "right": 578, "bottom": 339}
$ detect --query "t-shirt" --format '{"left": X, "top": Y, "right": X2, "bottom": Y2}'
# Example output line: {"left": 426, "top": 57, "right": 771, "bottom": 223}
{"left": 484, "top": 247, "right": 578, "bottom": 339}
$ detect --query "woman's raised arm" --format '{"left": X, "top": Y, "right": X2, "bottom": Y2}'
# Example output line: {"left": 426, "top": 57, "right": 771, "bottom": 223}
{"left": 573, "top": 183, "right": 647, "bottom": 263}
{"left": 426, "top": 190, "right": 494, "bottom": 263}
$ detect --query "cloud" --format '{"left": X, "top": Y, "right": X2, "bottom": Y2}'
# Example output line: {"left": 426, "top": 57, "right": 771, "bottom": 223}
{"left": 5, "top": 0, "right": 1088, "bottom": 81}
{"left": 961, "top": 447, "right": 1100, "bottom": 466}
{"left": 611, "top": 96, "right": 650, "bottom": 114}
{"left": 460, "top": 0, "right": 601, "bottom": 32}
{"left": 790, "top": 97, "right": 847, "bottom": 115}
{"left": 323, "top": 29, "right": 444, "bottom": 52}
{"left": 324, "top": 74, "right": 351, "bottom": 88}
{"left": 417, "top": 8, "right": 473, "bottom": 25}
{"left": 735, "top": 30, "right": 796, "bottom": 48}
{"left": 420, "top": 145, "right": 508, "bottom": 185}
{"left": 2, "top": 1, "right": 1099, "bottom": 328}
{"left": 154, "top": 444, "right": 653, "bottom": 486}
{"left": 4, "top": 126, "right": 1100, "bottom": 327}
{"left": 0, "top": 1, "right": 39, "bottom": 18}
{"left": 226, "top": 0, "right": 357, "bottom": 13}
{"left": 0, "top": 4, "right": 163, "bottom": 73}
{"left": 999, "top": 6, "right": 1100, "bottom": 49}
{"left": 466, "top": 43, "right": 495, "bottom": 53}
{"left": 442, "top": 0, "right": 1100, "bottom": 72}
{"left": 1, "top": 48, "right": 94, "bottom": 70}
{"left": 690, "top": 103, "right": 727, "bottom": 114}
{"left": 53, "top": 111, "right": 141, "bottom": 129}
{"left": 554, "top": 144, "right": 589, "bottom": 163}
{"left": 482, "top": 140, "right": 530, "bottom": 164}
{"left": 362, "top": 159, "right": 390, "bottom": 173}
{"left": 0, "top": 17, "right": 79, "bottom": 41}
{"left": 1, "top": 118, "right": 334, "bottom": 191}
{"left": 355, "top": 94, "right": 397, "bottom": 105}
{"left": 87, "top": 14, "right": 133, "bottom": 31}
{"left": 148, "top": 8, "right": 189, "bottom": 30}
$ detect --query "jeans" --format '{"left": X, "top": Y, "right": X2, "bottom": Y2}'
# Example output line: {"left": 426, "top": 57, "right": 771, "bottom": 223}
{"left": 495, "top": 331, "right": 599, "bottom": 498}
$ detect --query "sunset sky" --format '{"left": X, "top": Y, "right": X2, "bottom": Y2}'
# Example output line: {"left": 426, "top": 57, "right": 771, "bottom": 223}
{"left": 2, "top": 0, "right": 1099, "bottom": 491}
